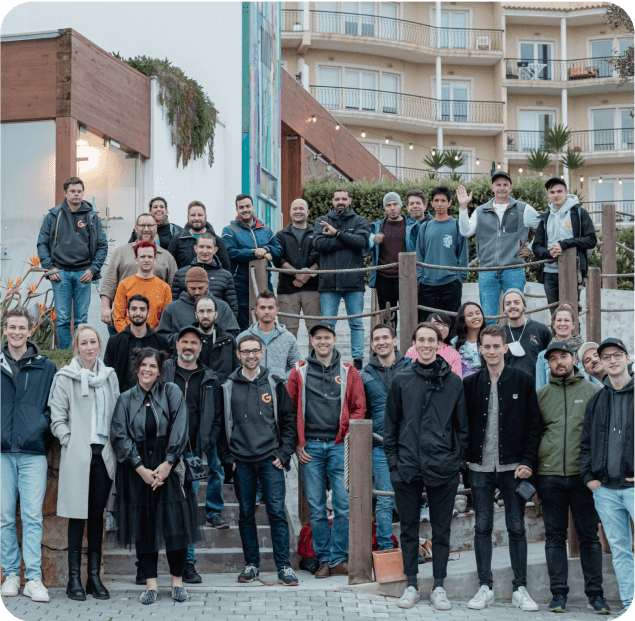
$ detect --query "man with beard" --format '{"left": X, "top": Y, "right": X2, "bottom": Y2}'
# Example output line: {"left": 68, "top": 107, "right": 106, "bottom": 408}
{"left": 535, "top": 343, "right": 607, "bottom": 614}
{"left": 168, "top": 201, "right": 230, "bottom": 270}
{"left": 579, "top": 342, "right": 605, "bottom": 384}
{"left": 128, "top": 197, "right": 182, "bottom": 248}
{"left": 104, "top": 294, "right": 169, "bottom": 392}
{"left": 501, "top": 289, "right": 551, "bottom": 378}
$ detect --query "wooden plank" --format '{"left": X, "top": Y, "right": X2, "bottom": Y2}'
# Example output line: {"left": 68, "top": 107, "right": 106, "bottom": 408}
{"left": 587, "top": 267, "right": 602, "bottom": 344}
{"left": 248, "top": 258, "right": 269, "bottom": 324}
{"left": 602, "top": 205, "right": 617, "bottom": 290}
{"left": 558, "top": 247, "right": 579, "bottom": 333}
{"left": 55, "top": 117, "right": 78, "bottom": 205}
{"left": 55, "top": 30, "right": 72, "bottom": 117}
{"left": 281, "top": 125, "right": 304, "bottom": 227}
{"left": 1, "top": 37, "right": 58, "bottom": 121}
{"left": 567, "top": 509, "right": 580, "bottom": 558}
{"left": 348, "top": 419, "right": 373, "bottom": 585}
{"left": 399, "top": 252, "right": 418, "bottom": 356}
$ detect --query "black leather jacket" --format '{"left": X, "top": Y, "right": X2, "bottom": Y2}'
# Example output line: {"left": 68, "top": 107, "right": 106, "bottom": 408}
{"left": 110, "top": 380, "right": 188, "bottom": 469}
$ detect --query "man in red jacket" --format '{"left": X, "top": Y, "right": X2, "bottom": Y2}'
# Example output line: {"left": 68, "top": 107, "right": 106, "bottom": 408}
{"left": 287, "top": 321, "right": 366, "bottom": 578}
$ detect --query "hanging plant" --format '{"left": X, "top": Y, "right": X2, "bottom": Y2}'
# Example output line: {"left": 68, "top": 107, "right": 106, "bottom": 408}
{"left": 113, "top": 54, "right": 218, "bottom": 168}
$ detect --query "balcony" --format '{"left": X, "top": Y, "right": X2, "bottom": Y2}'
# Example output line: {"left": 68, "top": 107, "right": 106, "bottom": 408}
{"left": 385, "top": 166, "right": 490, "bottom": 183}
{"left": 310, "top": 86, "right": 504, "bottom": 134}
{"left": 281, "top": 10, "right": 503, "bottom": 64}
{"left": 585, "top": 201, "right": 634, "bottom": 225}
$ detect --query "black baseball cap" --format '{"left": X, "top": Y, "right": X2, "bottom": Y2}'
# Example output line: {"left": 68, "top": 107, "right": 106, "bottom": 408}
{"left": 545, "top": 177, "right": 567, "bottom": 190}
{"left": 491, "top": 171, "right": 512, "bottom": 183}
{"left": 544, "top": 342, "right": 575, "bottom": 359}
{"left": 177, "top": 325, "right": 203, "bottom": 341}
{"left": 309, "top": 321, "right": 336, "bottom": 337}
{"left": 597, "top": 337, "right": 629, "bottom": 357}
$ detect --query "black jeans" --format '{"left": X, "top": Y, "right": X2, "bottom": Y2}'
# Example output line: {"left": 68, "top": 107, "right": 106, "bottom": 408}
{"left": 536, "top": 475, "right": 603, "bottom": 597}
{"left": 417, "top": 280, "right": 463, "bottom": 322}
{"left": 471, "top": 469, "right": 528, "bottom": 590}
{"left": 375, "top": 274, "right": 400, "bottom": 328}
{"left": 137, "top": 548, "right": 188, "bottom": 580}
{"left": 392, "top": 472, "right": 459, "bottom": 580}
{"left": 67, "top": 452, "right": 112, "bottom": 553}
{"left": 543, "top": 272, "right": 580, "bottom": 313}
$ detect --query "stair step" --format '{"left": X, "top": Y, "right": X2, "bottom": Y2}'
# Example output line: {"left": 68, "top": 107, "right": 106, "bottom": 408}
{"left": 196, "top": 482, "right": 238, "bottom": 504}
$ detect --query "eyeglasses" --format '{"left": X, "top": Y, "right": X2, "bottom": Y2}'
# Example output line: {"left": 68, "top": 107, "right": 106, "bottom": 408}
{"left": 137, "top": 224, "right": 155, "bottom": 229}
{"left": 239, "top": 349, "right": 262, "bottom": 357}
{"left": 601, "top": 352, "right": 625, "bottom": 362}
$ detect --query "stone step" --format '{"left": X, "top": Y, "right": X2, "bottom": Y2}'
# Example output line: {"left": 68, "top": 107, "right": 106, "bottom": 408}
{"left": 197, "top": 482, "right": 238, "bottom": 504}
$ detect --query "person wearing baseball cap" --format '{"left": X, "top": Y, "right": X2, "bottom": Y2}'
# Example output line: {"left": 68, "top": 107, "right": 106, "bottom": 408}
{"left": 579, "top": 342, "right": 605, "bottom": 384}
{"left": 535, "top": 342, "right": 607, "bottom": 613}
{"left": 455, "top": 172, "right": 541, "bottom": 324}
{"left": 531, "top": 178, "right": 597, "bottom": 309}
{"left": 580, "top": 337, "right": 634, "bottom": 613}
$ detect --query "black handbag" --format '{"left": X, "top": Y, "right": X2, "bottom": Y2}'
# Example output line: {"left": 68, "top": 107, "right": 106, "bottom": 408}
{"left": 182, "top": 439, "right": 206, "bottom": 484}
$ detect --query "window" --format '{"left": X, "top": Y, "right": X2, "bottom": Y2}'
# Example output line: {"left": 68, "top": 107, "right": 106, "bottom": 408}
{"left": 441, "top": 81, "right": 469, "bottom": 122}
{"left": 436, "top": 147, "right": 473, "bottom": 177}
{"left": 518, "top": 41, "right": 554, "bottom": 80}
{"left": 516, "top": 110, "right": 555, "bottom": 151}
{"left": 591, "top": 177, "right": 634, "bottom": 223}
{"left": 260, "top": 168, "right": 278, "bottom": 204}
{"left": 432, "top": 9, "right": 469, "bottom": 49}
{"left": 590, "top": 37, "right": 632, "bottom": 78}
{"left": 379, "top": 3, "right": 399, "bottom": 39}
{"left": 360, "top": 141, "right": 401, "bottom": 172}
{"left": 318, "top": 66, "right": 341, "bottom": 108}
{"left": 315, "top": 2, "right": 339, "bottom": 33}
{"left": 345, "top": 69, "right": 378, "bottom": 110}
{"left": 591, "top": 108, "right": 634, "bottom": 151}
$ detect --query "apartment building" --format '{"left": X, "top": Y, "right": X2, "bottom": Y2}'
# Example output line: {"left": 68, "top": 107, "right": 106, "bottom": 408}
{"left": 281, "top": 1, "right": 634, "bottom": 222}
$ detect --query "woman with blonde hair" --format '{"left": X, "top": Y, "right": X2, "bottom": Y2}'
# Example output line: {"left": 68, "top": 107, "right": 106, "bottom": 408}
{"left": 49, "top": 324, "right": 119, "bottom": 601}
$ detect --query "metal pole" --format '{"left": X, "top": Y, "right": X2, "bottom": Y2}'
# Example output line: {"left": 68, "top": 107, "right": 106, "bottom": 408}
{"left": 558, "top": 247, "right": 579, "bottom": 333}
{"left": 587, "top": 267, "right": 602, "bottom": 344}
{"left": 399, "top": 252, "right": 418, "bottom": 355}
{"left": 602, "top": 204, "right": 617, "bottom": 289}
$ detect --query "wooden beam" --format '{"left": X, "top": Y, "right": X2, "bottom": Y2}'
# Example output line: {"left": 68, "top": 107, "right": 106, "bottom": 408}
{"left": 558, "top": 247, "right": 579, "bottom": 333}
{"left": 348, "top": 419, "right": 373, "bottom": 585}
{"left": 587, "top": 267, "right": 602, "bottom": 344}
{"left": 281, "top": 126, "right": 304, "bottom": 228}
{"left": 248, "top": 259, "right": 269, "bottom": 324}
{"left": 602, "top": 205, "right": 617, "bottom": 290}
{"left": 55, "top": 117, "right": 78, "bottom": 205}
{"left": 399, "top": 253, "right": 418, "bottom": 355}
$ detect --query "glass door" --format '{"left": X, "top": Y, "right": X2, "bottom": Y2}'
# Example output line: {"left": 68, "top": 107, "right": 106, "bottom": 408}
{"left": 621, "top": 179, "right": 634, "bottom": 221}
{"left": 440, "top": 11, "right": 467, "bottom": 49}
{"left": 379, "top": 3, "right": 398, "bottom": 40}
{"left": 519, "top": 42, "right": 552, "bottom": 80}
{"left": 381, "top": 73, "right": 399, "bottom": 114}
{"left": 315, "top": 1, "right": 338, "bottom": 33}
{"left": 441, "top": 82, "right": 468, "bottom": 122}
{"left": 345, "top": 69, "right": 377, "bottom": 110}
{"left": 592, "top": 109, "right": 615, "bottom": 150}
{"left": 343, "top": 2, "right": 375, "bottom": 36}
{"left": 591, "top": 39, "right": 613, "bottom": 77}
{"left": 319, "top": 66, "right": 341, "bottom": 108}
{"left": 620, "top": 109, "right": 634, "bottom": 150}
{"left": 518, "top": 111, "right": 554, "bottom": 151}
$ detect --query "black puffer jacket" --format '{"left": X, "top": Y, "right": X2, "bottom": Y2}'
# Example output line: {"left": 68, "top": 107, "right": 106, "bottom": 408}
{"left": 384, "top": 357, "right": 469, "bottom": 486}
{"left": 194, "top": 322, "right": 239, "bottom": 384}
{"left": 171, "top": 257, "right": 238, "bottom": 318}
{"left": 275, "top": 223, "right": 319, "bottom": 294}
{"left": 167, "top": 222, "right": 230, "bottom": 271}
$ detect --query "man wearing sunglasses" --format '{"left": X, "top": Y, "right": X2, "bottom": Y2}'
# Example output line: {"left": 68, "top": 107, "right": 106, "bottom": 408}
{"left": 580, "top": 337, "right": 634, "bottom": 615}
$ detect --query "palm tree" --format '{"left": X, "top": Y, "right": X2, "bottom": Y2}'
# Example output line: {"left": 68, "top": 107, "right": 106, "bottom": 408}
{"left": 525, "top": 149, "right": 551, "bottom": 175}
{"left": 423, "top": 150, "right": 445, "bottom": 179}
{"left": 543, "top": 124, "right": 571, "bottom": 179}
{"left": 442, "top": 149, "right": 467, "bottom": 181}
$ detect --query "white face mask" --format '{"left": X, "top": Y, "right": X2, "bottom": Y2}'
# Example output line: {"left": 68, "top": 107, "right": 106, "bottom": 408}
{"left": 508, "top": 341, "right": 525, "bottom": 357}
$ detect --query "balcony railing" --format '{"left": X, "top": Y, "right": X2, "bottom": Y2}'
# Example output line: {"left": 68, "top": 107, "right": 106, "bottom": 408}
{"left": 281, "top": 10, "right": 503, "bottom": 51}
{"left": 585, "top": 201, "right": 634, "bottom": 224}
{"left": 310, "top": 86, "right": 504, "bottom": 124}
{"left": 282, "top": 9, "right": 304, "bottom": 32}
{"left": 505, "top": 129, "right": 634, "bottom": 153}
{"left": 505, "top": 57, "right": 616, "bottom": 82}
{"left": 386, "top": 166, "right": 489, "bottom": 182}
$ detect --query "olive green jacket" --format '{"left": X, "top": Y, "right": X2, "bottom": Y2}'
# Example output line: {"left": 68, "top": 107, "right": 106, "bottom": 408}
{"left": 537, "top": 371, "right": 601, "bottom": 477}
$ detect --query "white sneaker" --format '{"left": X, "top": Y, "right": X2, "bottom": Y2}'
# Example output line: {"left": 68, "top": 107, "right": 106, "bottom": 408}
{"left": 512, "top": 586, "right": 539, "bottom": 611}
{"left": 398, "top": 586, "right": 421, "bottom": 609}
{"left": 430, "top": 586, "right": 452, "bottom": 610}
{"left": 23, "top": 579, "right": 49, "bottom": 602}
{"left": 1, "top": 573, "right": 20, "bottom": 597}
{"left": 468, "top": 585, "right": 495, "bottom": 609}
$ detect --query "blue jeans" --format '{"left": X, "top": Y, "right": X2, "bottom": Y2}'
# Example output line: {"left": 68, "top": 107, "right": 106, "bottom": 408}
{"left": 478, "top": 268, "right": 526, "bottom": 325}
{"left": 372, "top": 447, "right": 395, "bottom": 551}
{"left": 205, "top": 445, "right": 225, "bottom": 520}
{"left": 50, "top": 271, "right": 92, "bottom": 349}
{"left": 320, "top": 291, "right": 365, "bottom": 360}
{"left": 1, "top": 453, "right": 48, "bottom": 580}
{"left": 592, "top": 486, "right": 635, "bottom": 608}
{"left": 301, "top": 440, "right": 349, "bottom": 567}
{"left": 234, "top": 459, "right": 290, "bottom": 570}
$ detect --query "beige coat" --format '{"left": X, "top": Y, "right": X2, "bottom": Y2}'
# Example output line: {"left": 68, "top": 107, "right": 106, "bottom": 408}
{"left": 49, "top": 358, "right": 120, "bottom": 519}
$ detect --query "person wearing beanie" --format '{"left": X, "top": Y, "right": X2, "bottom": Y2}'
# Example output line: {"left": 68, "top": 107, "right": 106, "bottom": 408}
{"left": 501, "top": 288, "right": 552, "bottom": 378}
{"left": 368, "top": 192, "right": 419, "bottom": 329}
{"left": 532, "top": 178, "right": 597, "bottom": 309}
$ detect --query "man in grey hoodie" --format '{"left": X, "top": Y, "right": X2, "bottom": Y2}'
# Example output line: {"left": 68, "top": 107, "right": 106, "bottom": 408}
{"left": 236, "top": 290, "right": 301, "bottom": 380}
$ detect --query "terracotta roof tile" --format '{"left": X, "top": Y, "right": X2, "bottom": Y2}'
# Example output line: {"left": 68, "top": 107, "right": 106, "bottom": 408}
{"left": 503, "top": 2, "right": 607, "bottom": 11}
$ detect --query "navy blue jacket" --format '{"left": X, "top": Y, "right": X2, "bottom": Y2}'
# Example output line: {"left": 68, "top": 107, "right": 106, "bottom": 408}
{"left": 1, "top": 342, "right": 57, "bottom": 455}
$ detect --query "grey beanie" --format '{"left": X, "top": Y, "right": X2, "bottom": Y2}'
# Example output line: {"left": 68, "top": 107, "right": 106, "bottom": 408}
{"left": 503, "top": 288, "right": 527, "bottom": 307}
{"left": 383, "top": 192, "right": 402, "bottom": 208}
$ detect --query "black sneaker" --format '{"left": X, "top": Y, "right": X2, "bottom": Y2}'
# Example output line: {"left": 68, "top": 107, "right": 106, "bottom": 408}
{"left": 135, "top": 567, "right": 146, "bottom": 585}
{"left": 353, "top": 359, "right": 363, "bottom": 371}
{"left": 548, "top": 594, "right": 567, "bottom": 613}
{"left": 237, "top": 564, "right": 259, "bottom": 583}
{"left": 588, "top": 595, "right": 610, "bottom": 615}
{"left": 278, "top": 565, "right": 299, "bottom": 586}
{"left": 206, "top": 514, "right": 229, "bottom": 529}
{"left": 182, "top": 562, "right": 202, "bottom": 584}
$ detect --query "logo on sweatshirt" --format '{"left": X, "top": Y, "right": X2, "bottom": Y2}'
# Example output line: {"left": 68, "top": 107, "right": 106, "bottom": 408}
{"left": 443, "top": 234, "right": 453, "bottom": 249}
{"left": 513, "top": 394, "right": 518, "bottom": 399}
{"left": 335, "top": 375, "right": 341, "bottom": 385}
{"left": 262, "top": 392, "right": 272, "bottom": 403}
{"left": 77, "top": 220, "right": 85, "bottom": 228}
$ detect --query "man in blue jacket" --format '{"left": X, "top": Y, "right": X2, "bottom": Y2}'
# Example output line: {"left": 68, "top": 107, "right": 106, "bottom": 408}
{"left": 222, "top": 195, "right": 282, "bottom": 331}
{"left": 36, "top": 177, "right": 108, "bottom": 349}
{"left": 360, "top": 323, "right": 411, "bottom": 552}
{"left": 1, "top": 307, "right": 57, "bottom": 602}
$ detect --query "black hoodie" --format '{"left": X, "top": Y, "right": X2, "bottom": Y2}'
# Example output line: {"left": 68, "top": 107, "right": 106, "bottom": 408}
{"left": 167, "top": 222, "right": 230, "bottom": 271}
{"left": 51, "top": 202, "right": 93, "bottom": 271}
{"left": 304, "top": 348, "right": 342, "bottom": 441}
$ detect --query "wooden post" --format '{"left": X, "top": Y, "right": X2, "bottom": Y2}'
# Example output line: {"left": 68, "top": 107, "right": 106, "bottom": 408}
{"left": 55, "top": 117, "right": 78, "bottom": 204}
{"left": 369, "top": 288, "right": 378, "bottom": 357}
{"left": 399, "top": 252, "right": 418, "bottom": 355}
{"left": 558, "top": 247, "right": 579, "bottom": 333}
{"left": 567, "top": 509, "right": 580, "bottom": 558}
{"left": 248, "top": 259, "right": 268, "bottom": 323}
{"left": 348, "top": 419, "right": 373, "bottom": 585}
{"left": 587, "top": 267, "right": 602, "bottom": 344}
{"left": 602, "top": 204, "right": 617, "bottom": 290}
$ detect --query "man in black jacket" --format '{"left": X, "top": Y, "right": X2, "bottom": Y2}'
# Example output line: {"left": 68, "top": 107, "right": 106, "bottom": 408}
{"left": 171, "top": 233, "right": 238, "bottom": 318}
{"left": 532, "top": 178, "right": 597, "bottom": 309}
{"left": 103, "top": 294, "right": 169, "bottom": 392}
{"left": 275, "top": 199, "right": 320, "bottom": 338}
{"left": 384, "top": 322, "right": 469, "bottom": 611}
{"left": 163, "top": 326, "right": 223, "bottom": 585}
{"left": 167, "top": 201, "right": 230, "bottom": 270}
{"left": 463, "top": 325, "right": 541, "bottom": 612}
{"left": 580, "top": 337, "right": 634, "bottom": 613}
{"left": 217, "top": 334, "right": 298, "bottom": 587}
{"left": 313, "top": 188, "right": 370, "bottom": 369}
{"left": 128, "top": 197, "right": 183, "bottom": 249}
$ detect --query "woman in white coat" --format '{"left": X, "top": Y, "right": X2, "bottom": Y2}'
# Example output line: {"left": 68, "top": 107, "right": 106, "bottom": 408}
{"left": 49, "top": 324, "right": 119, "bottom": 601}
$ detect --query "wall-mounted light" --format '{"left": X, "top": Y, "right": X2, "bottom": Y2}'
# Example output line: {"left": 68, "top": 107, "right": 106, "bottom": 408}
{"left": 497, "top": 162, "right": 501, "bottom": 170}
{"left": 409, "top": 143, "right": 413, "bottom": 150}
{"left": 599, "top": 177, "right": 603, "bottom": 183}
{"left": 580, "top": 175, "right": 584, "bottom": 183}
{"left": 476, "top": 158, "right": 480, "bottom": 166}
{"left": 385, "top": 138, "right": 389, "bottom": 144}
{"left": 560, "top": 174, "right": 564, "bottom": 179}
{"left": 431, "top": 149, "right": 436, "bottom": 156}
{"left": 361, "top": 130, "right": 366, "bottom": 138}
{"left": 519, "top": 167, "right": 523, "bottom": 173}
{"left": 619, "top": 178, "right": 622, "bottom": 185}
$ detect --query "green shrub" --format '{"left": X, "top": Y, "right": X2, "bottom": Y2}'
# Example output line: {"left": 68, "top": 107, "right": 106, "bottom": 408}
{"left": 41, "top": 349, "right": 74, "bottom": 369}
{"left": 589, "top": 227, "right": 634, "bottom": 291}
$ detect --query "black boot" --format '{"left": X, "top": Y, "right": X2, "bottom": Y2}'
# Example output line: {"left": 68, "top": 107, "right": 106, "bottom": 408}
{"left": 85, "top": 551, "right": 110, "bottom": 600}
{"left": 182, "top": 562, "right": 202, "bottom": 584}
{"left": 66, "top": 551, "right": 86, "bottom": 601}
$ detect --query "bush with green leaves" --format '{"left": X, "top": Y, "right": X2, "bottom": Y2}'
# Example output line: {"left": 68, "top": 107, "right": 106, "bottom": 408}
{"left": 589, "top": 226, "right": 634, "bottom": 291}
{"left": 41, "top": 349, "right": 75, "bottom": 369}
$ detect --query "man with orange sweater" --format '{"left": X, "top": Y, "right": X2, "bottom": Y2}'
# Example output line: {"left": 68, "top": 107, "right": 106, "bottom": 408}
{"left": 113, "top": 241, "right": 172, "bottom": 332}
{"left": 286, "top": 321, "right": 366, "bottom": 578}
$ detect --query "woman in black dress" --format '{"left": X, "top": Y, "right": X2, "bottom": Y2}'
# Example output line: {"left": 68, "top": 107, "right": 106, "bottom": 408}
{"left": 110, "top": 347, "right": 199, "bottom": 604}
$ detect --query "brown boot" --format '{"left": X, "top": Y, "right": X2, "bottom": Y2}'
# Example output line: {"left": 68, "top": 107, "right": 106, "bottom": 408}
{"left": 329, "top": 562, "right": 349, "bottom": 576}
{"left": 315, "top": 562, "right": 330, "bottom": 579}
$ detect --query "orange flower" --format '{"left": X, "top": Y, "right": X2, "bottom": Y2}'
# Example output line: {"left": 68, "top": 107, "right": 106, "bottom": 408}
{"left": 14, "top": 277, "right": 21, "bottom": 288}
{"left": 29, "top": 255, "right": 40, "bottom": 267}
{"left": 50, "top": 309, "right": 57, "bottom": 321}
{"left": 36, "top": 302, "right": 47, "bottom": 316}
{"left": 7, "top": 279, "right": 14, "bottom": 290}
{"left": 27, "top": 283, "right": 37, "bottom": 293}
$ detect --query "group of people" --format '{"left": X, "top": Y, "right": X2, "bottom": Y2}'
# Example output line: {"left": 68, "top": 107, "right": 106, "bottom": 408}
{"left": 0, "top": 173, "right": 631, "bottom": 614}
